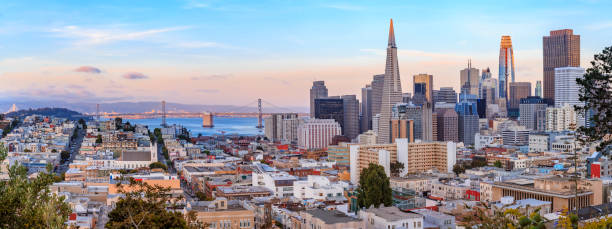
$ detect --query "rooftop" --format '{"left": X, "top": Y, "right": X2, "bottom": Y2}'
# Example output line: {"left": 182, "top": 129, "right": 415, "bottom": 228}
{"left": 364, "top": 206, "right": 422, "bottom": 221}
{"left": 303, "top": 209, "right": 361, "bottom": 224}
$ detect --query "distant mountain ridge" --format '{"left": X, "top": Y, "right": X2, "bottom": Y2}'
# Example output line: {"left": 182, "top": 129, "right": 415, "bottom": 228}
{"left": 5, "top": 107, "right": 91, "bottom": 120}
{"left": 0, "top": 100, "right": 308, "bottom": 114}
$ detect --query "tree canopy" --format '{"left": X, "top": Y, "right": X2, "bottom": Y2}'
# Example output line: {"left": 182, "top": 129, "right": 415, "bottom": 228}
{"left": 0, "top": 146, "right": 71, "bottom": 228}
{"left": 357, "top": 163, "right": 392, "bottom": 209}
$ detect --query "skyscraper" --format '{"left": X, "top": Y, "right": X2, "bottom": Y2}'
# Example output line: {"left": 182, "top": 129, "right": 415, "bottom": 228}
{"left": 314, "top": 97, "right": 344, "bottom": 132}
{"left": 378, "top": 19, "right": 403, "bottom": 144}
{"left": 371, "top": 74, "right": 385, "bottom": 117}
{"left": 554, "top": 67, "right": 585, "bottom": 108}
{"left": 509, "top": 82, "right": 532, "bottom": 110}
{"left": 535, "top": 81, "right": 542, "bottom": 97}
{"left": 436, "top": 108, "right": 459, "bottom": 142}
{"left": 361, "top": 84, "right": 373, "bottom": 132}
{"left": 342, "top": 95, "right": 360, "bottom": 140}
{"left": 480, "top": 78, "right": 497, "bottom": 105}
{"left": 455, "top": 94, "right": 479, "bottom": 145}
{"left": 433, "top": 87, "right": 458, "bottom": 104}
{"left": 392, "top": 103, "right": 423, "bottom": 140}
{"left": 310, "top": 81, "right": 328, "bottom": 117}
{"left": 519, "top": 96, "right": 548, "bottom": 131}
{"left": 499, "top": 36, "right": 516, "bottom": 107}
{"left": 460, "top": 60, "right": 479, "bottom": 95}
{"left": 413, "top": 74, "right": 434, "bottom": 105}
{"left": 543, "top": 29, "right": 580, "bottom": 103}
{"left": 479, "top": 67, "right": 492, "bottom": 98}
{"left": 298, "top": 119, "right": 342, "bottom": 150}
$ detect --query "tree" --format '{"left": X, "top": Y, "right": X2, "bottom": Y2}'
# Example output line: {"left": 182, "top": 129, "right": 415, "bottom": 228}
{"left": 390, "top": 161, "right": 404, "bottom": 177}
{"left": 494, "top": 160, "right": 503, "bottom": 168}
{"left": 0, "top": 145, "right": 72, "bottom": 228}
{"left": 452, "top": 164, "right": 465, "bottom": 176}
{"left": 106, "top": 178, "right": 189, "bottom": 229}
{"left": 149, "top": 162, "right": 168, "bottom": 171}
{"left": 357, "top": 163, "right": 392, "bottom": 208}
{"left": 60, "top": 150, "right": 70, "bottom": 162}
{"left": 114, "top": 117, "right": 123, "bottom": 130}
{"left": 162, "top": 146, "right": 169, "bottom": 160}
{"left": 576, "top": 46, "right": 612, "bottom": 151}
{"left": 78, "top": 118, "right": 87, "bottom": 129}
{"left": 96, "top": 134, "right": 103, "bottom": 144}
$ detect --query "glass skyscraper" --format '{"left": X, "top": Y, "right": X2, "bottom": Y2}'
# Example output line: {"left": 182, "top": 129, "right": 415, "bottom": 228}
{"left": 498, "top": 36, "right": 515, "bottom": 106}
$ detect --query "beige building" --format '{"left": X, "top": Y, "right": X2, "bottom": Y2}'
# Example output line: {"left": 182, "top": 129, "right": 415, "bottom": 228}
{"left": 390, "top": 175, "right": 436, "bottom": 193}
{"left": 491, "top": 177, "right": 602, "bottom": 212}
{"left": 398, "top": 141, "right": 456, "bottom": 175}
{"left": 299, "top": 209, "right": 364, "bottom": 229}
{"left": 188, "top": 198, "right": 255, "bottom": 228}
{"left": 350, "top": 144, "right": 396, "bottom": 184}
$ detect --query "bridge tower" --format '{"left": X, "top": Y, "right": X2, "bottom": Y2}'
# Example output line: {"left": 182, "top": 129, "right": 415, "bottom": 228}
{"left": 256, "top": 98, "right": 264, "bottom": 129}
{"left": 161, "top": 100, "right": 167, "bottom": 127}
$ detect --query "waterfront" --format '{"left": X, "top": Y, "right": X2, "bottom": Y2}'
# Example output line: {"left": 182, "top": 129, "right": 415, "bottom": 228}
{"left": 125, "top": 117, "right": 264, "bottom": 136}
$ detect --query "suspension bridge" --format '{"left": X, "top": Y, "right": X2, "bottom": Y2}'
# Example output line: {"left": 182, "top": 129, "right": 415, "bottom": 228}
{"left": 95, "top": 99, "right": 307, "bottom": 128}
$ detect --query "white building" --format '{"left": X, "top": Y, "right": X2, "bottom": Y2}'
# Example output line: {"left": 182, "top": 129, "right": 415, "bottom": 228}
{"left": 293, "top": 175, "right": 348, "bottom": 200}
{"left": 554, "top": 67, "right": 585, "bottom": 108}
{"left": 252, "top": 169, "right": 297, "bottom": 198}
{"left": 474, "top": 133, "right": 503, "bottom": 150}
{"left": 360, "top": 206, "right": 423, "bottom": 229}
{"left": 529, "top": 134, "right": 549, "bottom": 152}
{"left": 297, "top": 119, "right": 342, "bottom": 150}
{"left": 546, "top": 104, "right": 579, "bottom": 131}
{"left": 501, "top": 126, "right": 530, "bottom": 146}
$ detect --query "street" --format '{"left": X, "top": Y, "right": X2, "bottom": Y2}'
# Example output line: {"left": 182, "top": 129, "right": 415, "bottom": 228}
{"left": 55, "top": 128, "right": 85, "bottom": 175}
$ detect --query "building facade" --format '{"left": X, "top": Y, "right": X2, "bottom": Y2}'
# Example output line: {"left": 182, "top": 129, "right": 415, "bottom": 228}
{"left": 297, "top": 119, "right": 342, "bottom": 150}
{"left": 310, "top": 81, "right": 328, "bottom": 118}
{"left": 378, "top": 19, "right": 403, "bottom": 144}
{"left": 543, "top": 29, "right": 580, "bottom": 103}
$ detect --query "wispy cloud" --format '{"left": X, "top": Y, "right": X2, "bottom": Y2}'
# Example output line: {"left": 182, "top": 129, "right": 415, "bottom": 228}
{"left": 122, "top": 72, "right": 148, "bottom": 80}
{"left": 198, "top": 89, "right": 219, "bottom": 94}
{"left": 51, "top": 25, "right": 191, "bottom": 45}
{"left": 321, "top": 3, "right": 364, "bottom": 11}
{"left": 191, "top": 74, "right": 233, "bottom": 80}
{"left": 74, "top": 66, "right": 102, "bottom": 74}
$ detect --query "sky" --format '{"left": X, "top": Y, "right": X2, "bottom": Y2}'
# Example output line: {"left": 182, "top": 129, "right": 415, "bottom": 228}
{"left": 0, "top": 0, "right": 611, "bottom": 108}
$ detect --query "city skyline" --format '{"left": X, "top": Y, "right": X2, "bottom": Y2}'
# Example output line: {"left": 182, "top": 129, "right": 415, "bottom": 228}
{"left": 0, "top": 0, "right": 611, "bottom": 107}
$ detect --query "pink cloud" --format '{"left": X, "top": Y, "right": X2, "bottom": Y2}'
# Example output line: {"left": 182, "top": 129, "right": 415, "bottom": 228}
{"left": 122, "top": 72, "right": 148, "bottom": 80}
{"left": 75, "top": 66, "right": 101, "bottom": 74}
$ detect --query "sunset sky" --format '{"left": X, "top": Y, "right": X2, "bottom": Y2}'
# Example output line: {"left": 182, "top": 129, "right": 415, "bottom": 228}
{"left": 0, "top": 0, "right": 611, "bottom": 107}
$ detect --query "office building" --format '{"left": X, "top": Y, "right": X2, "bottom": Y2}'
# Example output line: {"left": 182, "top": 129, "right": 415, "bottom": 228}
{"left": 546, "top": 104, "right": 578, "bottom": 131}
{"left": 327, "top": 143, "right": 350, "bottom": 168}
{"left": 378, "top": 19, "right": 403, "bottom": 144}
{"left": 554, "top": 67, "right": 585, "bottom": 108}
{"left": 460, "top": 60, "right": 479, "bottom": 95}
{"left": 392, "top": 103, "right": 424, "bottom": 140}
{"left": 371, "top": 74, "right": 385, "bottom": 117}
{"left": 314, "top": 97, "right": 344, "bottom": 133}
{"left": 436, "top": 108, "right": 458, "bottom": 142}
{"left": 509, "top": 82, "right": 532, "bottom": 110}
{"left": 501, "top": 126, "right": 530, "bottom": 146}
{"left": 480, "top": 77, "right": 498, "bottom": 105}
{"left": 310, "top": 81, "right": 328, "bottom": 117}
{"left": 455, "top": 94, "right": 479, "bottom": 145}
{"left": 342, "top": 95, "right": 360, "bottom": 139}
{"left": 264, "top": 113, "right": 299, "bottom": 142}
{"left": 535, "top": 80, "right": 542, "bottom": 97}
{"left": 414, "top": 74, "right": 434, "bottom": 105}
{"left": 543, "top": 29, "right": 580, "bottom": 103}
{"left": 402, "top": 93, "right": 412, "bottom": 104}
{"left": 479, "top": 67, "right": 492, "bottom": 98}
{"left": 361, "top": 85, "right": 373, "bottom": 132}
{"left": 297, "top": 119, "right": 342, "bottom": 150}
{"left": 499, "top": 36, "right": 516, "bottom": 106}
{"left": 433, "top": 87, "right": 457, "bottom": 104}
{"left": 519, "top": 96, "right": 548, "bottom": 131}
{"left": 422, "top": 102, "right": 434, "bottom": 141}
{"left": 391, "top": 119, "right": 414, "bottom": 143}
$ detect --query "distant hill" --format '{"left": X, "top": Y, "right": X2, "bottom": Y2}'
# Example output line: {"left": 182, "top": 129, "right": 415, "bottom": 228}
{"left": 5, "top": 108, "right": 91, "bottom": 121}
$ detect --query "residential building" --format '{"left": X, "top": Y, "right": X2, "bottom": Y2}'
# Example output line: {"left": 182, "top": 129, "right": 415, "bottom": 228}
{"left": 360, "top": 206, "right": 423, "bottom": 229}
{"left": 293, "top": 175, "right": 348, "bottom": 200}
{"left": 543, "top": 29, "right": 580, "bottom": 103}
{"left": 412, "top": 209, "right": 456, "bottom": 229}
{"left": 297, "top": 119, "right": 342, "bottom": 150}
{"left": 546, "top": 104, "right": 579, "bottom": 131}
{"left": 187, "top": 198, "right": 255, "bottom": 229}
{"left": 264, "top": 113, "right": 299, "bottom": 142}
{"left": 327, "top": 143, "right": 350, "bottom": 168}
{"left": 555, "top": 67, "right": 586, "bottom": 126}
{"left": 397, "top": 140, "right": 457, "bottom": 175}
{"left": 299, "top": 209, "right": 364, "bottom": 229}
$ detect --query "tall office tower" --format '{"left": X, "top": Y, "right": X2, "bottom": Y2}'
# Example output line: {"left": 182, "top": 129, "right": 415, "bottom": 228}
{"left": 499, "top": 36, "right": 516, "bottom": 107}
{"left": 310, "top": 81, "right": 328, "bottom": 118}
{"left": 433, "top": 87, "right": 458, "bottom": 104}
{"left": 402, "top": 93, "right": 412, "bottom": 104}
{"left": 378, "top": 19, "right": 403, "bottom": 144}
{"left": 421, "top": 102, "right": 434, "bottom": 141}
{"left": 297, "top": 119, "right": 342, "bottom": 150}
{"left": 543, "top": 29, "right": 580, "bottom": 103}
{"left": 361, "top": 85, "right": 373, "bottom": 133}
{"left": 460, "top": 60, "right": 480, "bottom": 95}
{"left": 264, "top": 113, "right": 299, "bottom": 142}
{"left": 455, "top": 94, "right": 479, "bottom": 145}
{"left": 342, "top": 95, "right": 360, "bottom": 140}
{"left": 509, "top": 82, "right": 532, "bottom": 110}
{"left": 371, "top": 74, "right": 385, "bottom": 117}
{"left": 436, "top": 108, "right": 459, "bottom": 142}
{"left": 392, "top": 103, "right": 423, "bottom": 140}
{"left": 554, "top": 67, "right": 585, "bottom": 108}
{"left": 535, "top": 81, "right": 542, "bottom": 97}
{"left": 314, "top": 97, "right": 344, "bottom": 133}
{"left": 519, "top": 96, "right": 548, "bottom": 131}
{"left": 414, "top": 74, "right": 434, "bottom": 105}
{"left": 480, "top": 78, "right": 498, "bottom": 105}
{"left": 479, "top": 67, "right": 492, "bottom": 98}
{"left": 391, "top": 119, "right": 414, "bottom": 143}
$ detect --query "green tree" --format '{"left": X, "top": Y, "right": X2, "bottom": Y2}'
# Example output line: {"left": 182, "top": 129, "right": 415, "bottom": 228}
{"left": 78, "top": 118, "right": 87, "bottom": 129}
{"left": 357, "top": 163, "right": 392, "bottom": 208}
{"left": 60, "top": 150, "right": 70, "bottom": 162}
{"left": 149, "top": 162, "right": 168, "bottom": 171}
{"left": 114, "top": 117, "right": 123, "bottom": 130}
{"left": 390, "top": 161, "right": 404, "bottom": 177}
{"left": 494, "top": 160, "right": 503, "bottom": 168}
{"left": 452, "top": 164, "right": 465, "bottom": 176}
{"left": 162, "top": 146, "right": 169, "bottom": 160}
{"left": 575, "top": 46, "right": 612, "bottom": 151}
{"left": 96, "top": 134, "right": 103, "bottom": 144}
{"left": 106, "top": 178, "right": 189, "bottom": 229}
{"left": 0, "top": 145, "right": 71, "bottom": 228}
